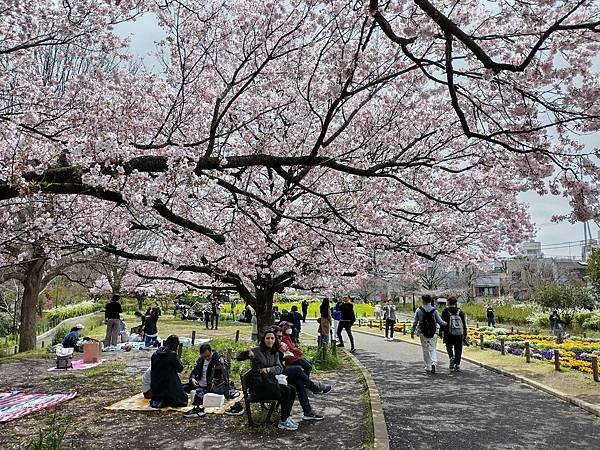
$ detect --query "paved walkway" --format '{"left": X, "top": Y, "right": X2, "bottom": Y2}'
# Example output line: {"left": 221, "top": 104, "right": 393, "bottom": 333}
{"left": 304, "top": 321, "right": 600, "bottom": 449}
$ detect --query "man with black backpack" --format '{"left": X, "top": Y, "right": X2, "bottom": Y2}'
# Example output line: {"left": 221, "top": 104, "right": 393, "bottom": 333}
{"left": 411, "top": 295, "right": 447, "bottom": 374}
{"left": 441, "top": 296, "right": 468, "bottom": 372}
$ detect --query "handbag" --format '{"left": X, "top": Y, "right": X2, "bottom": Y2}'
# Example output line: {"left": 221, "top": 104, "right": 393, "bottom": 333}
{"left": 251, "top": 372, "right": 281, "bottom": 401}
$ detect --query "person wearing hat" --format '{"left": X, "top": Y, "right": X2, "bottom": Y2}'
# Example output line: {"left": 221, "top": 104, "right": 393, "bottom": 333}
{"left": 62, "top": 324, "right": 85, "bottom": 351}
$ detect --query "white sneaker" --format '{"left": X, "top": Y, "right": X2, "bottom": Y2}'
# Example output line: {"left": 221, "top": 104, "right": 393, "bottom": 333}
{"left": 287, "top": 417, "right": 299, "bottom": 427}
{"left": 278, "top": 420, "right": 296, "bottom": 431}
{"left": 278, "top": 418, "right": 298, "bottom": 431}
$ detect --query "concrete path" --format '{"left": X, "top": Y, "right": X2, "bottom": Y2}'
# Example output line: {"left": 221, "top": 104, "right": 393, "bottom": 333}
{"left": 303, "top": 321, "right": 600, "bottom": 449}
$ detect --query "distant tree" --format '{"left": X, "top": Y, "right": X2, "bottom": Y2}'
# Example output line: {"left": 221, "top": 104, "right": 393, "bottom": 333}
{"left": 420, "top": 261, "right": 448, "bottom": 291}
{"left": 533, "top": 283, "right": 594, "bottom": 326}
{"left": 588, "top": 249, "right": 600, "bottom": 303}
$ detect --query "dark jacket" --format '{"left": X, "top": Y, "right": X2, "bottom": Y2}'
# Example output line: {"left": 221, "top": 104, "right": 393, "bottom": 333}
{"left": 150, "top": 346, "right": 187, "bottom": 407}
{"left": 441, "top": 306, "right": 467, "bottom": 343}
{"left": 280, "top": 312, "right": 294, "bottom": 324}
{"left": 61, "top": 331, "right": 80, "bottom": 349}
{"left": 301, "top": 300, "right": 308, "bottom": 313}
{"left": 189, "top": 351, "right": 228, "bottom": 388}
{"left": 144, "top": 314, "right": 159, "bottom": 335}
{"left": 338, "top": 302, "right": 356, "bottom": 324}
{"left": 105, "top": 301, "right": 122, "bottom": 320}
{"left": 236, "top": 346, "right": 283, "bottom": 375}
{"left": 291, "top": 311, "right": 302, "bottom": 331}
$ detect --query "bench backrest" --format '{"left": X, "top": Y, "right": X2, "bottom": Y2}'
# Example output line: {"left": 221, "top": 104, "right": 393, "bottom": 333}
{"left": 240, "top": 369, "right": 252, "bottom": 398}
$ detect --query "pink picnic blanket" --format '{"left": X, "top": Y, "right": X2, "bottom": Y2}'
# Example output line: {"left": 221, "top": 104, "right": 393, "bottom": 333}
{"left": 0, "top": 391, "right": 77, "bottom": 422}
{"left": 48, "top": 359, "right": 105, "bottom": 372}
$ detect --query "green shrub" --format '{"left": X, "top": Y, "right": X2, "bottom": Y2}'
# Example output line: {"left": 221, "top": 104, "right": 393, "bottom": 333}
{"left": 529, "top": 313, "right": 550, "bottom": 328}
{"left": 0, "top": 312, "right": 14, "bottom": 337}
{"left": 45, "top": 301, "right": 102, "bottom": 322}
{"left": 573, "top": 311, "right": 594, "bottom": 327}
{"left": 51, "top": 325, "right": 69, "bottom": 346}
{"left": 461, "top": 302, "right": 536, "bottom": 325}
{"left": 582, "top": 314, "right": 600, "bottom": 331}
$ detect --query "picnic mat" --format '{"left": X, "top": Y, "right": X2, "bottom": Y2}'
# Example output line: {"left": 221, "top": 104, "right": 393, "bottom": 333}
{"left": 103, "top": 342, "right": 148, "bottom": 352}
{"left": 47, "top": 359, "right": 105, "bottom": 372}
{"left": 104, "top": 392, "right": 244, "bottom": 414}
{"left": 0, "top": 391, "right": 78, "bottom": 423}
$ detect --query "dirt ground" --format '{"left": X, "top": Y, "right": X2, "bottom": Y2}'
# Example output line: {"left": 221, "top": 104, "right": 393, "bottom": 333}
{"left": 0, "top": 346, "right": 367, "bottom": 450}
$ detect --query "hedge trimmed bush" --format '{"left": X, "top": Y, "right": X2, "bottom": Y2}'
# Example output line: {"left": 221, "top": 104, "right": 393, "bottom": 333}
{"left": 45, "top": 301, "right": 102, "bottom": 322}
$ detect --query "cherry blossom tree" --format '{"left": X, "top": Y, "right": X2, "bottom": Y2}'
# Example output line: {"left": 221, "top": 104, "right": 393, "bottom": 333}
{"left": 0, "top": 1, "right": 598, "bottom": 332}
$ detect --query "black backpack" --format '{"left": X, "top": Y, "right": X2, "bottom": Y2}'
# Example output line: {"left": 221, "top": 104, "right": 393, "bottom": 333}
{"left": 419, "top": 307, "right": 437, "bottom": 338}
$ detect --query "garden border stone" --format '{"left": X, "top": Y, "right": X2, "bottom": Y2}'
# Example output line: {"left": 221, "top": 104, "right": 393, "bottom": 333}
{"left": 352, "top": 328, "right": 600, "bottom": 419}
{"left": 344, "top": 348, "right": 390, "bottom": 450}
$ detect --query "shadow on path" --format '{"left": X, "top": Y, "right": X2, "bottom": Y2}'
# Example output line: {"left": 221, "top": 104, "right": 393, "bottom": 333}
{"left": 353, "top": 336, "right": 600, "bottom": 450}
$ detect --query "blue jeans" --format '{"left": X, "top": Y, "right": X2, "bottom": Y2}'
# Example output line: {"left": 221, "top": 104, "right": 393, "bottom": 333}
{"left": 144, "top": 335, "right": 158, "bottom": 347}
{"left": 283, "top": 366, "right": 318, "bottom": 414}
{"left": 291, "top": 358, "right": 313, "bottom": 377}
{"left": 487, "top": 318, "right": 495, "bottom": 327}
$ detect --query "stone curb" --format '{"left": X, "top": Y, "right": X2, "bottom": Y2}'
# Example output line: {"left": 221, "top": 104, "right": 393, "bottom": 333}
{"left": 301, "top": 329, "right": 390, "bottom": 449}
{"left": 352, "top": 328, "right": 600, "bottom": 419}
{"left": 344, "top": 348, "right": 390, "bottom": 450}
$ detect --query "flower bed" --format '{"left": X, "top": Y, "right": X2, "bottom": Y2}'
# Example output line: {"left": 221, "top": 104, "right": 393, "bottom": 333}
{"left": 468, "top": 327, "right": 600, "bottom": 374}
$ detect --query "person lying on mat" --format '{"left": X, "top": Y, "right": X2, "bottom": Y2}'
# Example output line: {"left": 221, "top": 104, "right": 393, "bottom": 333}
{"left": 150, "top": 335, "right": 188, "bottom": 408}
{"left": 61, "top": 324, "right": 85, "bottom": 352}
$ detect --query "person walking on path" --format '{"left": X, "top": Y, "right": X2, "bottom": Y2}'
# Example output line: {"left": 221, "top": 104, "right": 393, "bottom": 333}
{"left": 411, "top": 294, "right": 446, "bottom": 373}
{"left": 104, "top": 294, "right": 123, "bottom": 347}
{"left": 291, "top": 305, "right": 302, "bottom": 342}
{"left": 486, "top": 305, "right": 495, "bottom": 327}
{"left": 337, "top": 296, "right": 356, "bottom": 353}
{"left": 441, "top": 296, "right": 468, "bottom": 371}
{"left": 383, "top": 299, "right": 396, "bottom": 341}
{"left": 301, "top": 299, "right": 309, "bottom": 323}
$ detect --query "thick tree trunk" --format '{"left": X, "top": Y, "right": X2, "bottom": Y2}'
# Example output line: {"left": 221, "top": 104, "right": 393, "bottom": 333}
{"left": 19, "top": 258, "right": 46, "bottom": 352}
{"left": 254, "top": 287, "right": 275, "bottom": 335}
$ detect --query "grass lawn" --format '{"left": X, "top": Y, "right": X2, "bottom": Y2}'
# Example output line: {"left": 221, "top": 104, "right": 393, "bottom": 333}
{"left": 86, "top": 314, "right": 253, "bottom": 342}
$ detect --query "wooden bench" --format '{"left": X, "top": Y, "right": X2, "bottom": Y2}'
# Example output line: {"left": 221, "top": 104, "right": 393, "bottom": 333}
{"left": 240, "top": 369, "right": 279, "bottom": 427}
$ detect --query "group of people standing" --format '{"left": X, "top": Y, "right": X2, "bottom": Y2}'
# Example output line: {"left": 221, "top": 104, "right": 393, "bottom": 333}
{"left": 318, "top": 296, "right": 357, "bottom": 353}
{"left": 202, "top": 295, "right": 221, "bottom": 330}
{"left": 104, "top": 294, "right": 162, "bottom": 348}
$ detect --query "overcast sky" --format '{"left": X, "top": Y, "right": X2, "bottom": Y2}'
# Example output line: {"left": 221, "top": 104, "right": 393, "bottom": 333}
{"left": 115, "top": 14, "right": 600, "bottom": 260}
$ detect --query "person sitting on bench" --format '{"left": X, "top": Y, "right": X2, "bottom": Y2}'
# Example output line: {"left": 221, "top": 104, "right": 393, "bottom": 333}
{"left": 274, "top": 327, "right": 331, "bottom": 422}
{"left": 237, "top": 330, "right": 298, "bottom": 431}
{"left": 150, "top": 335, "right": 188, "bottom": 408}
{"left": 279, "top": 321, "right": 313, "bottom": 376}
